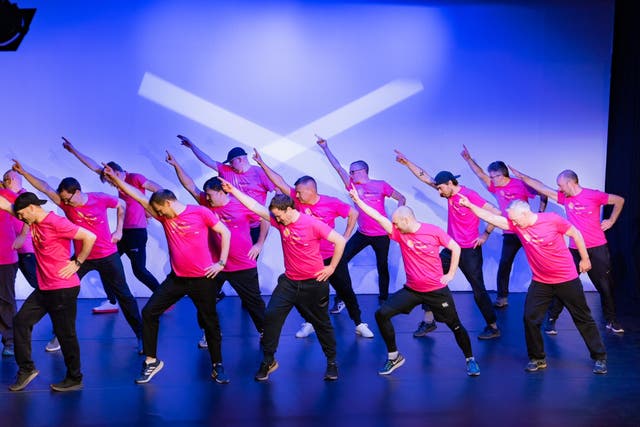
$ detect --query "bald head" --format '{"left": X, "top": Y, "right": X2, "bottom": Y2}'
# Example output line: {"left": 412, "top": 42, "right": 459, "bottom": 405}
{"left": 3, "top": 170, "right": 22, "bottom": 192}
{"left": 391, "top": 206, "right": 420, "bottom": 233}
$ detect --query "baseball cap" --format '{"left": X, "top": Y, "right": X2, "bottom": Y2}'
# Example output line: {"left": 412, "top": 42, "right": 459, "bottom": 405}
{"left": 223, "top": 147, "right": 248, "bottom": 164}
{"left": 13, "top": 192, "right": 47, "bottom": 213}
{"left": 434, "top": 171, "right": 461, "bottom": 185}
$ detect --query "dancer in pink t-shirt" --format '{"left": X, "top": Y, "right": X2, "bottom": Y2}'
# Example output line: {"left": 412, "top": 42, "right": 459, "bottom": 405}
{"left": 63, "top": 138, "right": 162, "bottom": 313}
{"left": 460, "top": 145, "right": 548, "bottom": 308}
{"left": 252, "top": 148, "right": 374, "bottom": 339}
{"left": 349, "top": 188, "right": 481, "bottom": 377}
{"left": 223, "top": 179, "right": 346, "bottom": 382}
{"left": 460, "top": 197, "right": 607, "bottom": 375}
{"left": 0, "top": 188, "right": 19, "bottom": 357}
{"left": 317, "top": 137, "right": 406, "bottom": 308}
{"left": 395, "top": 150, "right": 501, "bottom": 340}
{"left": 0, "top": 192, "right": 96, "bottom": 392}
{"left": 103, "top": 165, "right": 232, "bottom": 385}
{"left": 510, "top": 166, "right": 625, "bottom": 334}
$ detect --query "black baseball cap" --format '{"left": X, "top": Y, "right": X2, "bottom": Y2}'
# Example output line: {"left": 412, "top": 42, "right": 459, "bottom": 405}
{"left": 13, "top": 192, "right": 47, "bottom": 213}
{"left": 434, "top": 171, "right": 461, "bottom": 185}
{"left": 223, "top": 147, "right": 248, "bottom": 164}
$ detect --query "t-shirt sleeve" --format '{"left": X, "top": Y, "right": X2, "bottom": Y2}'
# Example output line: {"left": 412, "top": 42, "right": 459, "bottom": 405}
{"left": 594, "top": 189, "right": 610, "bottom": 206}
{"left": 390, "top": 225, "right": 401, "bottom": 242}
{"left": 312, "top": 217, "right": 333, "bottom": 240}
{"left": 467, "top": 189, "right": 488, "bottom": 208}
{"left": 434, "top": 226, "right": 452, "bottom": 247}
{"left": 202, "top": 207, "right": 220, "bottom": 228}
{"left": 54, "top": 215, "right": 81, "bottom": 239}
{"left": 128, "top": 173, "right": 147, "bottom": 188}
{"left": 382, "top": 181, "right": 395, "bottom": 197}
{"left": 554, "top": 214, "right": 572, "bottom": 234}
{"left": 557, "top": 191, "right": 566, "bottom": 205}
{"left": 97, "top": 192, "right": 119, "bottom": 209}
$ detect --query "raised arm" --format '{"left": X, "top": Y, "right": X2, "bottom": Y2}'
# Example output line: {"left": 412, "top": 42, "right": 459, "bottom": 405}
{"left": 394, "top": 149, "right": 437, "bottom": 189}
{"left": 102, "top": 164, "right": 157, "bottom": 219}
{"left": 316, "top": 230, "right": 346, "bottom": 282}
{"left": 565, "top": 225, "right": 591, "bottom": 273}
{"left": 177, "top": 135, "right": 220, "bottom": 172}
{"left": 460, "top": 145, "right": 490, "bottom": 187}
{"left": 165, "top": 150, "right": 201, "bottom": 202}
{"left": 62, "top": 137, "right": 103, "bottom": 175}
{"left": 143, "top": 178, "right": 162, "bottom": 193}
{"left": 458, "top": 194, "right": 510, "bottom": 230}
{"left": 508, "top": 165, "right": 558, "bottom": 201}
{"left": 58, "top": 227, "right": 97, "bottom": 279}
{"left": 348, "top": 185, "right": 392, "bottom": 234}
{"left": 252, "top": 149, "right": 292, "bottom": 194}
{"left": 11, "top": 159, "right": 62, "bottom": 206}
{"left": 316, "top": 136, "right": 350, "bottom": 187}
{"left": 220, "top": 178, "right": 270, "bottom": 221}
{"left": 601, "top": 193, "right": 625, "bottom": 231}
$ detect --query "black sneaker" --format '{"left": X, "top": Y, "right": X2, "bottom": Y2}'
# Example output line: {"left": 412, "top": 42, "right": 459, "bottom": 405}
{"left": 378, "top": 354, "right": 406, "bottom": 375}
{"left": 8, "top": 369, "right": 39, "bottom": 392}
{"left": 50, "top": 377, "right": 83, "bottom": 392}
{"left": 135, "top": 359, "right": 164, "bottom": 384}
{"left": 478, "top": 326, "right": 501, "bottom": 340}
{"left": 524, "top": 358, "right": 547, "bottom": 372}
{"left": 413, "top": 321, "right": 437, "bottom": 337}
{"left": 324, "top": 362, "right": 338, "bottom": 381}
{"left": 254, "top": 360, "right": 278, "bottom": 382}
{"left": 211, "top": 363, "right": 230, "bottom": 384}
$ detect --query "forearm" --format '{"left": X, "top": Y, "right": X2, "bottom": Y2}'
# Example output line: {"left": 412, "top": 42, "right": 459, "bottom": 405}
{"left": 115, "top": 204, "right": 125, "bottom": 233}
{"left": 189, "top": 144, "right": 219, "bottom": 171}
{"left": 257, "top": 160, "right": 290, "bottom": 194}
{"left": 447, "top": 246, "right": 461, "bottom": 275}
{"left": 69, "top": 148, "right": 102, "bottom": 174}
{"left": 466, "top": 157, "right": 490, "bottom": 187}
{"left": 319, "top": 146, "right": 349, "bottom": 185}
{"left": 353, "top": 199, "right": 392, "bottom": 233}
{"left": 467, "top": 203, "right": 509, "bottom": 230}
{"left": 344, "top": 210, "right": 358, "bottom": 238}
{"left": 172, "top": 164, "right": 200, "bottom": 201}
{"left": 403, "top": 160, "right": 435, "bottom": 187}
{"left": 228, "top": 187, "right": 270, "bottom": 220}
{"left": 327, "top": 239, "right": 346, "bottom": 270}
{"left": 256, "top": 219, "right": 270, "bottom": 245}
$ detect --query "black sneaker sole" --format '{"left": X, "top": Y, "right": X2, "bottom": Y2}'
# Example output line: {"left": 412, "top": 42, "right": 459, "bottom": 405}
{"left": 50, "top": 383, "right": 83, "bottom": 392}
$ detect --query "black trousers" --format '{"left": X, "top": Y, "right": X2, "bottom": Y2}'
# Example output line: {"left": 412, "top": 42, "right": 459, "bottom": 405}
{"left": 18, "top": 253, "right": 38, "bottom": 289}
{"left": 0, "top": 263, "right": 18, "bottom": 347}
{"left": 342, "top": 231, "right": 390, "bottom": 300}
{"left": 14, "top": 286, "right": 82, "bottom": 380}
{"left": 496, "top": 233, "right": 523, "bottom": 299}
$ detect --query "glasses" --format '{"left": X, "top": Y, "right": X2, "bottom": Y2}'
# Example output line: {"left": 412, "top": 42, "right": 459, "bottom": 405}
{"left": 59, "top": 192, "right": 76, "bottom": 205}
{"left": 349, "top": 168, "right": 366, "bottom": 175}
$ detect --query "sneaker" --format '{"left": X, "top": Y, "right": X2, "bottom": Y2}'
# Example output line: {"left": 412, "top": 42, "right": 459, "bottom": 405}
{"left": 198, "top": 332, "right": 208, "bottom": 349}
{"left": 135, "top": 359, "right": 164, "bottom": 384}
{"left": 324, "top": 361, "right": 338, "bottom": 381}
{"left": 45, "top": 336, "right": 61, "bottom": 352}
{"left": 254, "top": 360, "right": 278, "bottom": 382}
{"left": 606, "top": 321, "right": 624, "bottom": 334}
{"left": 50, "top": 377, "right": 83, "bottom": 392}
{"left": 593, "top": 359, "right": 607, "bottom": 374}
{"left": 494, "top": 297, "right": 509, "bottom": 308}
{"left": 466, "top": 358, "right": 481, "bottom": 376}
{"left": 478, "top": 325, "right": 501, "bottom": 340}
{"left": 524, "top": 358, "right": 548, "bottom": 372}
{"left": 378, "top": 354, "right": 406, "bottom": 375}
{"left": 2, "top": 346, "right": 14, "bottom": 357}
{"left": 413, "top": 321, "right": 437, "bottom": 337}
{"left": 355, "top": 323, "right": 374, "bottom": 338}
{"left": 211, "top": 363, "right": 230, "bottom": 384}
{"left": 9, "top": 369, "right": 39, "bottom": 392}
{"left": 92, "top": 300, "right": 119, "bottom": 314}
{"left": 295, "top": 322, "right": 315, "bottom": 338}
{"left": 330, "top": 300, "right": 346, "bottom": 314}
{"left": 544, "top": 318, "right": 557, "bottom": 335}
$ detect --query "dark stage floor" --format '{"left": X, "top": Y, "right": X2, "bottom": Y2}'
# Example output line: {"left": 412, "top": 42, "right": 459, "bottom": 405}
{"left": 1, "top": 292, "right": 638, "bottom": 427}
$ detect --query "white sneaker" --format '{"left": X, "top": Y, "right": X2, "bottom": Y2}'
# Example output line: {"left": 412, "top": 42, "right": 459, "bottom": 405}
{"left": 295, "top": 322, "right": 315, "bottom": 338}
{"left": 45, "top": 336, "right": 60, "bottom": 352}
{"left": 330, "top": 301, "right": 346, "bottom": 314}
{"left": 198, "top": 332, "right": 208, "bottom": 349}
{"left": 92, "top": 300, "right": 119, "bottom": 314}
{"left": 355, "top": 323, "right": 374, "bottom": 338}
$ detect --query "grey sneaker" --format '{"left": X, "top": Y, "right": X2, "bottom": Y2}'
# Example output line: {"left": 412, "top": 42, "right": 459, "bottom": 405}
{"left": 606, "top": 322, "right": 624, "bottom": 334}
{"left": 478, "top": 326, "right": 501, "bottom": 340}
{"left": 378, "top": 354, "right": 406, "bottom": 375}
{"left": 324, "top": 362, "right": 338, "bottom": 381}
{"left": 494, "top": 297, "right": 509, "bottom": 308}
{"left": 544, "top": 318, "right": 558, "bottom": 335}
{"left": 135, "top": 359, "right": 164, "bottom": 384}
{"left": 50, "top": 377, "right": 83, "bottom": 392}
{"left": 2, "top": 345, "right": 14, "bottom": 357}
{"left": 9, "top": 369, "right": 39, "bottom": 392}
{"left": 525, "top": 359, "right": 548, "bottom": 372}
{"left": 45, "top": 336, "right": 61, "bottom": 352}
{"left": 593, "top": 359, "right": 607, "bottom": 374}
{"left": 330, "top": 300, "right": 346, "bottom": 314}
{"left": 413, "top": 321, "right": 437, "bottom": 337}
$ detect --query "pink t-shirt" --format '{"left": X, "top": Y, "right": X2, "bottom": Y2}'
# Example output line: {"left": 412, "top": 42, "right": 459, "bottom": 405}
{"left": 447, "top": 186, "right": 488, "bottom": 248}
{"left": 199, "top": 193, "right": 256, "bottom": 272}
{"left": 218, "top": 164, "right": 275, "bottom": 228}
{"left": 508, "top": 213, "right": 577, "bottom": 284}
{"left": 349, "top": 179, "right": 395, "bottom": 237}
{"left": 119, "top": 172, "right": 149, "bottom": 229}
{"left": 13, "top": 188, "right": 35, "bottom": 254}
{"left": 157, "top": 205, "right": 220, "bottom": 277}
{"left": 60, "top": 192, "right": 119, "bottom": 260}
{"left": 0, "top": 189, "right": 18, "bottom": 265}
{"left": 391, "top": 223, "right": 452, "bottom": 293}
{"left": 289, "top": 188, "right": 351, "bottom": 259}
{"left": 31, "top": 212, "right": 81, "bottom": 290}
{"left": 270, "top": 212, "right": 333, "bottom": 281}
{"left": 488, "top": 178, "right": 536, "bottom": 234}
{"left": 557, "top": 188, "right": 609, "bottom": 249}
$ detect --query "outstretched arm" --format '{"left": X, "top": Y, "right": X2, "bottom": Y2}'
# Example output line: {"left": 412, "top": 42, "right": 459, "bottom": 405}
{"left": 220, "top": 178, "right": 270, "bottom": 221}
{"left": 177, "top": 135, "right": 220, "bottom": 172}
{"left": 252, "top": 149, "right": 292, "bottom": 194}
{"left": 601, "top": 193, "right": 625, "bottom": 231}
{"left": 458, "top": 194, "right": 510, "bottom": 230}
{"left": 316, "top": 136, "right": 350, "bottom": 187}
{"left": 166, "top": 151, "right": 201, "bottom": 203}
{"left": 508, "top": 165, "right": 558, "bottom": 201}
{"left": 348, "top": 185, "right": 392, "bottom": 234}
{"left": 394, "top": 149, "right": 437, "bottom": 189}
{"left": 11, "top": 159, "right": 62, "bottom": 206}
{"left": 62, "top": 137, "right": 103, "bottom": 175}
{"left": 460, "top": 145, "right": 490, "bottom": 187}
{"left": 102, "top": 164, "right": 157, "bottom": 219}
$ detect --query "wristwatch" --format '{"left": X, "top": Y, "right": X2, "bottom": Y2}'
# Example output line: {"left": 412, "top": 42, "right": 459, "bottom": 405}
{"left": 217, "top": 260, "right": 226, "bottom": 267}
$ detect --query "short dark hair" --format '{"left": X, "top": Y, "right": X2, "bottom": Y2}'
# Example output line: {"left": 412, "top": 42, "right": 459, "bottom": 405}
{"left": 203, "top": 176, "right": 224, "bottom": 192}
{"left": 56, "top": 177, "right": 81, "bottom": 194}
{"left": 558, "top": 169, "right": 579, "bottom": 184}
{"left": 487, "top": 161, "right": 509, "bottom": 177}
{"left": 293, "top": 175, "right": 317, "bottom": 190}
{"left": 149, "top": 189, "right": 177, "bottom": 205}
{"left": 269, "top": 193, "right": 295, "bottom": 211}
{"left": 350, "top": 160, "right": 369, "bottom": 174}
{"left": 100, "top": 161, "right": 124, "bottom": 183}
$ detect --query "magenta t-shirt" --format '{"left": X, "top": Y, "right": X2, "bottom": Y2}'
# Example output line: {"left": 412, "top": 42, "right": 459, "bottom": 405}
{"left": 198, "top": 193, "right": 256, "bottom": 272}
{"left": 60, "top": 192, "right": 119, "bottom": 260}
{"left": 348, "top": 179, "right": 395, "bottom": 237}
{"left": 447, "top": 186, "right": 488, "bottom": 248}
{"left": 118, "top": 172, "right": 149, "bottom": 229}
{"left": 218, "top": 164, "right": 275, "bottom": 228}
{"left": 391, "top": 223, "right": 451, "bottom": 293}
{"left": 0, "top": 189, "right": 18, "bottom": 265}
{"left": 488, "top": 178, "right": 536, "bottom": 234}
{"left": 13, "top": 188, "right": 35, "bottom": 254}
{"left": 557, "top": 188, "right": 609, "bottom": 249}
{"left": 290, "top": 188, "right": 351, "bottom": 259}
{"left": 157, "top": 205, "right": 220, "bottom": 277}
{"left": 31, "top": 212, "right": 81, "bottom": 290}
{"left": 270, "top": 213, "right": 332, "bottom": 281}
{"left": 508, "top": 213, "right": 578, "bottom": 284}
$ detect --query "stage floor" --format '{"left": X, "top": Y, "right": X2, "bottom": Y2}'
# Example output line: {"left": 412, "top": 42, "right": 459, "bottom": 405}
{"left": 0, "top": 292, "right": 638, "bottom": 427}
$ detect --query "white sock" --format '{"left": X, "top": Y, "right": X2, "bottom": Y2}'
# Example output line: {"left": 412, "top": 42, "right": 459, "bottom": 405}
{"left": 388, "top": 351, "right": 399, "bottom": 360}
